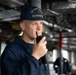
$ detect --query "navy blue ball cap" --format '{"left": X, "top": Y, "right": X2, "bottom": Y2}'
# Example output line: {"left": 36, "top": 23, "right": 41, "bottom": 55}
{"left": 20, "top": 6, "right": 44, "bottom": 21}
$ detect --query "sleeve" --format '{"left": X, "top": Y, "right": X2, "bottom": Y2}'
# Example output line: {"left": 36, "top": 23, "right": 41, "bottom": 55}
{"left": 53, "top": 59, "right": 59, "bottom": 73}
{"left": 1, "top": 46, "right": 39, "bottom": 75}
{"left": 67, "top": 61, "right": 71, "bottom": 72}
{"left": 53, "top": 62, "right": 58, "bottom": 73}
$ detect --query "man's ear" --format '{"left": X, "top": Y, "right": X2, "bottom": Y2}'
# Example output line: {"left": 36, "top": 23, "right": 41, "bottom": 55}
{"left": 20, "top": 22, "right": 25, "bottom": 30}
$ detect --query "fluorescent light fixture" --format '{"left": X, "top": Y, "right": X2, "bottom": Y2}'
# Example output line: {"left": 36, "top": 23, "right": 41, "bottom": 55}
{"left": 43, "top": 20, "right": 73, "bottom": 32}
{"left": 54, "top": 24, "right": 61, "bottom": 28}
{"left": 47, "top": 9, "right": 60, "bottom": 16}
{"left": 45, "top": 31, "right": 48, "bottom": 34}
{"left": 52, "top": 38, "right": 57, "bottom": 41}
{"left": 50, "top": 35, "right": 53, "bottom": 38}
{"left": 49, "top": 23, "right": 53, "bottom": 26}
{"left": 65, "top": 28, "right": 73, "bottom": 32}
{"left": 43, "top": 20, "right": 53, "bottom": 27}
{"left": 43, "top": 20, "right": 49, "bottom": 25}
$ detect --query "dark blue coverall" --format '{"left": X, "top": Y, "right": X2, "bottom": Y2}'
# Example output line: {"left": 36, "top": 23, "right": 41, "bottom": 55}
{"left": 1, "top": 36, "right": 50, "bottom": 75}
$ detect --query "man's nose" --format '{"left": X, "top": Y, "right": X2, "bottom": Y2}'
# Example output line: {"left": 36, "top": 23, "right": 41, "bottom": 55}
{"left": 37, "top": 24, "right": 41, "bottom": 29}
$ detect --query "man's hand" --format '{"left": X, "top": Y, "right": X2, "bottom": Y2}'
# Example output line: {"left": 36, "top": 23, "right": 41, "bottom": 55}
{"left": 32, "top": 36, "right": 48, "bottom": 60}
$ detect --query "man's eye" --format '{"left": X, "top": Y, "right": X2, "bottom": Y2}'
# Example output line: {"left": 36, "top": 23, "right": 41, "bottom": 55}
{"left": 40, "top": 22, "right": 43, "bottom": 25}
{"left": 32, "top": 23, "right": 35, "bottom": 25}
{"left": 32, "top": 23, "right": 37, "bottom": 25}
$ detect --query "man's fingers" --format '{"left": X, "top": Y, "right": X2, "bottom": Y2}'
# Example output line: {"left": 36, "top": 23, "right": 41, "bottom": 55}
{"left": 39, "top": 36, "right": 46, "bottom": 43}
{"left": 43, "top": 41, "right": 47, "bottom": 46}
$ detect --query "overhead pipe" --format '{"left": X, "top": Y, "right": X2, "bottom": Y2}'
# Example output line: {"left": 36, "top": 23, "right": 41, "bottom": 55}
{"left": 0, "top": 40, "right": 1, "bottom": 56}
{"left": 0, "top": 9, "right": 20, "bottom": 20}
{"left": 1, "top": 16, "right": 20, "bottom": 22}
{"left": 10, "top": 0, "right": 24, "bottom": 6}
{"left": 58, "top": 30, "right": 64, "bottom": 75}
{"left": 52, "top": 2, "right": 76, "bottom": 10}
{"left": 68, "top": 0, "right": 76, "bottom": 2}
{"left": 31, "top": 0, "right": 41, "bottom": 9}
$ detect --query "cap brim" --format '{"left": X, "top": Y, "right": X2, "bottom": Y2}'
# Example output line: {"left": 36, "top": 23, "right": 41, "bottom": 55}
{"left": 26, "top": 17, "right": 47, "bottom": 21}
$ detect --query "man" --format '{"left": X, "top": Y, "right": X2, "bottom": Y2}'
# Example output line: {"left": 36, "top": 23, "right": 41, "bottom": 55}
{"left": 1, "top": 6, "right": 50, "bottom": 75}
{"left": 53, "top": 57, "right": 71, "bottom": 75}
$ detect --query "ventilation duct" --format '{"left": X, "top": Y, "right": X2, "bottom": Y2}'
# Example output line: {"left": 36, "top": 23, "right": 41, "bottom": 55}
{"left": 0, "top": 9, "right": 20, "bottom": 19}
{"left": 0, "top": 0, "right": 24, "bottom": 8}
{"left": 68, "top": 0, "right": 76, "bottom": 2}
{"left": 52, "top": 2, "right": 76, "bottom": 10}
{"left": 31, "top": 0, "right": 41, "bottom": 9}
{"left": 1, "top": 16, "right": 20, "bottom": 21}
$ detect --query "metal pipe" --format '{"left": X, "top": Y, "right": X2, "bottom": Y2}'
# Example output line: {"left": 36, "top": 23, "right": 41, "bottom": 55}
{"left": 31, "top": 0, "right": 41, "bottom": 9}
{"left": 0, "top": 40, "right": 1, "bottom": 56}
{"left": 59, "top": 31, "right": 63, "bottom": 75}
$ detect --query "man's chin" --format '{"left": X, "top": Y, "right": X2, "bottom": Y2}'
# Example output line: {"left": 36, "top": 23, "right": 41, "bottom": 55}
{"left": 33, "top": 36, "right": 37, "bottom": 39}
